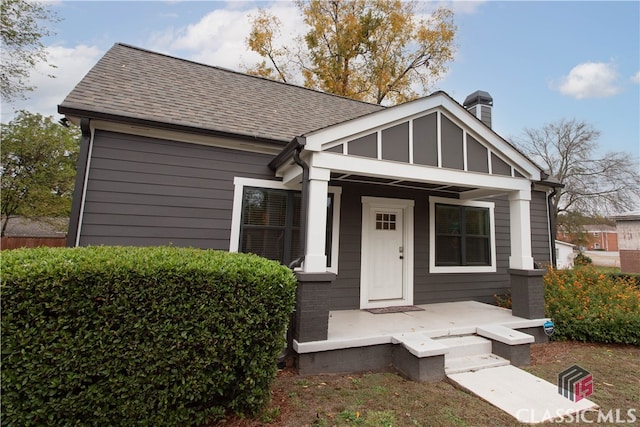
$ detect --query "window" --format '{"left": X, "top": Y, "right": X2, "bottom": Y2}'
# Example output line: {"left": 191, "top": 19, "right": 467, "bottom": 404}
{"left": 230, "top": 178, "right": 340, "bottom": 272}
{"left": 429, "top": 196, "right": 496, "bottom": 273}
{"left": 240, "top": 188, "right": 301, "bottom": 265}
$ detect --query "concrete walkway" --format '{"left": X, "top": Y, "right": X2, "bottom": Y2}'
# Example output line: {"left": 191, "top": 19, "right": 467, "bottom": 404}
{"left": 449, "top": 365, "right": 598, "bottom": 424}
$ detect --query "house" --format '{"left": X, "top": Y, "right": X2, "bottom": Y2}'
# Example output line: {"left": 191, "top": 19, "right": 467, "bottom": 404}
{"left": 582, "top": 224, "right": 618, "bottom": 251}
{"left": 1, "top": 217, "right": 68, "bottom": 250}
{"left": 554, "top": 240, "right": 576, "bottom": 269}
{"left": 59, "top": 43, "right": 561, "bottom": 381}
{"left": 612, "top": 211, "right": 640, "bottom": 273}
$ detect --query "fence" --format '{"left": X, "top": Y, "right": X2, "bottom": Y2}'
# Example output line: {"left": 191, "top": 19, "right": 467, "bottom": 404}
{"left": 1, "top": 237, "right": 67, "bottom": 250}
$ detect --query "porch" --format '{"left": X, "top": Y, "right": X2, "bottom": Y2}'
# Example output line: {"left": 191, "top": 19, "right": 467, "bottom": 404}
{"left": 293, "top": 301, "right": 549, "bottom": 380}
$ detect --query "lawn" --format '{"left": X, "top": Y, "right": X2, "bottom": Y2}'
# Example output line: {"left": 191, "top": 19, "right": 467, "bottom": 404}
{"left": 220, "top": 341, "right": 639, "bottom": 426}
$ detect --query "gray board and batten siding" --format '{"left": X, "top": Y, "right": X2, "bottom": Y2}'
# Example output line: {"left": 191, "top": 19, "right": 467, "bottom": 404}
{"left": 76, "top": 130, "right": 276, "bottom": 248}
{"left": 324, "top": 111, "right": 525, "bottom": 177}
{"left": 329, "top": 181, "right": 551, "bottom": 311}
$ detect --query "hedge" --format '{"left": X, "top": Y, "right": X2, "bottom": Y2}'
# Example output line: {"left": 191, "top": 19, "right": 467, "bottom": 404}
{"left": 1, "top": 246, "right": 297, "bottom": 426}
{"left": 544, "top": 266, "right": 640, "bottom": 345}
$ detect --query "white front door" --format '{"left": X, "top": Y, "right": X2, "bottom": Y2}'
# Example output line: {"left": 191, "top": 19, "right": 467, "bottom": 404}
{"left": 361, "top": 197, "right": 414, "bottom": 308}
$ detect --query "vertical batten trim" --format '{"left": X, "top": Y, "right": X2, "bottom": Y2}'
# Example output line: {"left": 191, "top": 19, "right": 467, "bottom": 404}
{"left": 408, "top": 119, "right": 414, "bottom": 164}
{"left": 487, "top": 148, "right": 493, "bottom": 175}
{"left": 377, "top": 130, "right": 382, "bottom": 160}
{"left": 436, "top": 111, "right": 442, "bottom": 168}
{"left": 463, "top": 131, "right": 468, "bottom": 171}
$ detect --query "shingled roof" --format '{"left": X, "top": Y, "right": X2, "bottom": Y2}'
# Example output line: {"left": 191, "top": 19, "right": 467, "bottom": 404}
{"left": 58, "top": 43, "right": 384, "bottom": 143}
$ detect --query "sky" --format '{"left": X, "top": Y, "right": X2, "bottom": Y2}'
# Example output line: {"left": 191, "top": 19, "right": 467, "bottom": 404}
{"left": 2, "top": 1, "right": 639, "bottom": 167}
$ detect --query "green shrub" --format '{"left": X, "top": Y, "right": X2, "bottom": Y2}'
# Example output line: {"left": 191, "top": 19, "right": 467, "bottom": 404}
{"left": 1, "top": 246, "right": 297, "bottom": 427}
{"left": 605, "top": 271, "right": 640, "bottom": 289}
{"left": 573, "top": 252, "right": 592, "bottom": 265}
{"left": 544, "top": 266, "right": 640, "bottom": 344}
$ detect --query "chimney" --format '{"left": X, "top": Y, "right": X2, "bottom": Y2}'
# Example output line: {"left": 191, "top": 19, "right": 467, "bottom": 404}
{"left": 463, "top": 90, "right": 493, "bottom": 128}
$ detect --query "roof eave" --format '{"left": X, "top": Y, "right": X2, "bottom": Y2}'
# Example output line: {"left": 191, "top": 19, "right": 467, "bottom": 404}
{"left": 58, "top": 104, "right": 289, "bottom": 147}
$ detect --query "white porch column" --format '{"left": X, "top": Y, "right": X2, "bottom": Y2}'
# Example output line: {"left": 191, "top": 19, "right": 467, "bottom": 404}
{"left": 304, "top": 166, "right": 330, "bottom": 272}
{"left": 509, "top": 189, "right": 534, "bottom": 270}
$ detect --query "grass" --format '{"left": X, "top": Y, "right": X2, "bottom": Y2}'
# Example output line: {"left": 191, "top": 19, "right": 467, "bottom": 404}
{"left": 221, "top": 342, "right": 639, "bottom": 426}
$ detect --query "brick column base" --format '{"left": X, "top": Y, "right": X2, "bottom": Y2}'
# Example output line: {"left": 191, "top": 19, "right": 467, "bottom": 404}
{"left": 294, "top": 272, "right": 335, "bottom": 342}
{"left": 509, "top": 268, "right": 545, "bottom": 319}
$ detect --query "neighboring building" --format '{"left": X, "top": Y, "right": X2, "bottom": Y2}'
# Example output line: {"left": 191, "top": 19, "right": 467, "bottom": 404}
{"left": 582, "top": 224, "right": 618, "bottom": 251}
{"left": 1, "top": 217, "right": 68, "bottom": 250}
{"left": 555, "top": 240, "right": 576, "bottom": 269}
{"left": 59, "top": 44, "right": 559, "bottom": 378}
{"left": 612, "top": 211, "right": 640, "bottom": 273}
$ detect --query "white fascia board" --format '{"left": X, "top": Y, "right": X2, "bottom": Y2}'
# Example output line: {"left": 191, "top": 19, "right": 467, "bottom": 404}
{"left": 304, "top": 94, "right": 542, "bottom": 181}
{"left": 313, "top": 152, "right": 531, "bottom": 192}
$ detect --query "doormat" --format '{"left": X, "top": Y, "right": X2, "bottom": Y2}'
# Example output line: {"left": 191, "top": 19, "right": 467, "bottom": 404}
{"left": 365, "top": 305, "right": 425, "bottom": 314}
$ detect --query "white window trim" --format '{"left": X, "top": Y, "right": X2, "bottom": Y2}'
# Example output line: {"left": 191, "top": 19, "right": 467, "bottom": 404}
{"left": 230, "top": 177, "right": 341, "bottom": 273}
{"left": 429, "top": 196, "right": 497, "bottom": 273}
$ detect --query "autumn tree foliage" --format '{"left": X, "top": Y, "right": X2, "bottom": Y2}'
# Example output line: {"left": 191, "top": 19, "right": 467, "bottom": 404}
{"left": 245, "top": 0, "right": 456, "bottom": 105}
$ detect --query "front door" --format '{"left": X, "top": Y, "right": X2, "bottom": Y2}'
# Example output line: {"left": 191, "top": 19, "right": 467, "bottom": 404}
{"left": 361, "top": 197, "right": 414, "bottom": 308}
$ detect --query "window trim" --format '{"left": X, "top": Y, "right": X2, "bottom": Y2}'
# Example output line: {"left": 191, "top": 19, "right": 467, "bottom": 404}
{"left": 230, "top": 177, "right": 341, "bottom": 273}
{"left": 429, "top": 196, "right": 496, "bottom": 273}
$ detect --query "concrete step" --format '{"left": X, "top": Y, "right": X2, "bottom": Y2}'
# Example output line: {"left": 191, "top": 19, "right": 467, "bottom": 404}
{"left": 445, "top": 353, "right": 510, "bottom": 375}
{"left": 436, "top": 335, "right": 510, "bottom": 374}
{"left": 448, "top": 365, "right": 598, "bottom": 424}
{"left": 435, "top": 335, "right": 492, "bottom": 358}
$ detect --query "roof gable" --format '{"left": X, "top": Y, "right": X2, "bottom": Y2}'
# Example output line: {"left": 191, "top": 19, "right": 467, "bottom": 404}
{"left": 305, "top": 92, "right": 542, "bottom": 180}
{"left": 59, "top": 43, "right": 383, "bottom": 143}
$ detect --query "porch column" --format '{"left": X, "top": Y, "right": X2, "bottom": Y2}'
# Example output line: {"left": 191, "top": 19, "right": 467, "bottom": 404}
{"left": 304, "top": 166, "right": 330, "bottom": 273}
{"left": 508, "top": 189, "right": 534, "bottom": 270}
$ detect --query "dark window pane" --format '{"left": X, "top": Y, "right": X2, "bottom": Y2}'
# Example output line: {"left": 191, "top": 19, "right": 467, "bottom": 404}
{"left": 465, "top": 207, "right": 489, "bottom": 236}
{"left": 325, "top": 194, "right": 334, "bottom": 266}
{"left": 436, "top": 204, "right": 461, "bottom": 234}
{"left": 242, "top": 229, "right": 285, "bottom": 262}
{"left": 436, "top": 236, "right": 461, "bottom": 265}
{"left": 292, "top": 193, "right": 302, "bottom": 228}
{"left": 243, "top": 188, "right": 287, "bottom": 227}
{"left": 291, "top": 229, "right": 301, "bottom": 261}
{"left": 466, "top": 237, "right": 490, "bottom": 265}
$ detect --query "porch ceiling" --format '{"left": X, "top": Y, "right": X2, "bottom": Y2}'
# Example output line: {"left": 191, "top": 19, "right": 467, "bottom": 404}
{"left": 330, "top": 172, "right": 478, "bottom": 196}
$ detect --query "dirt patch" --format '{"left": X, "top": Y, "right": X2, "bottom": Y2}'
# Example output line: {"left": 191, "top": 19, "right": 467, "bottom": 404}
{"left": 216, "top": 341, "right": 639, "bottom": 426}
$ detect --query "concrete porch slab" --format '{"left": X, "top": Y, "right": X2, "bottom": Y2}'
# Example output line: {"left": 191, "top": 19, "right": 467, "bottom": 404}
{"left": 295, "top": 301, "right": 548, "bottom": 354}
{"left": 448, "top": 365, "right": 598, "bottom": 424}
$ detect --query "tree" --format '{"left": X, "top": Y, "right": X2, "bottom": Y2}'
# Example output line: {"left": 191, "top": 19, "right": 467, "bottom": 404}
{"left": 555, "top": 212, "right": 614, "bottom": 248}
{"left": 0, "top": 0, "right": 58, "bottom": 102}
{"left": 245, "top": 0, "right": 456, "bottom": 105}
{"left": 0, "top": 111, "right": 80, "bottom": 235}
{"left": 514, "top": 118, "right": 640, "bottom": 224}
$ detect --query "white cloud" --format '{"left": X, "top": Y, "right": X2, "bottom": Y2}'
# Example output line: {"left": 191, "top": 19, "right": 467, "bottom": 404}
{"left": 631, "top": 71, "right": 640, "bottom": 84}
{"left": 554, "top": 62, "right": 622, "bottom": 99}
{"left": 148, "top": 3, "right": 303, "bottom": 72}
{"left": 445, "top": 0, "right": 487, "bottom": 15}
{"left": 1, "top": 44, "right": 103, "bottom": 122}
